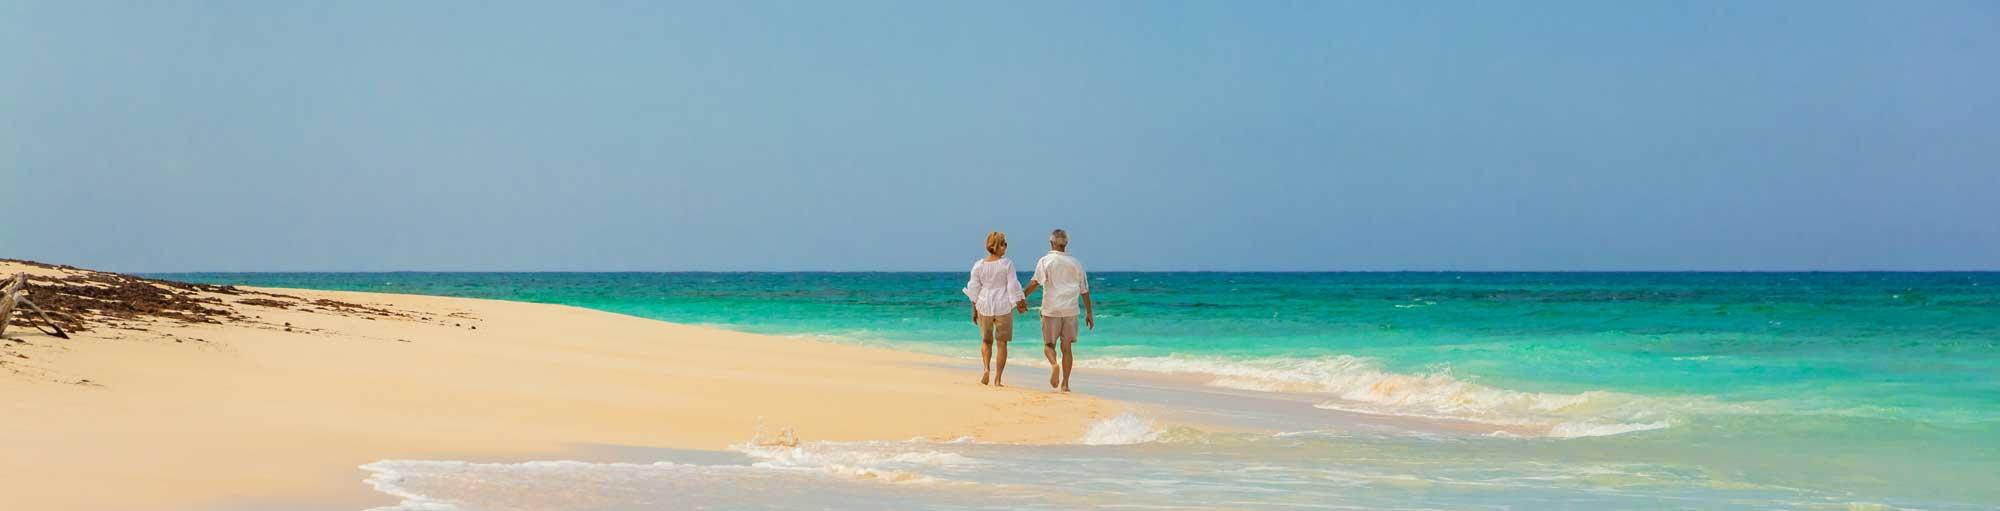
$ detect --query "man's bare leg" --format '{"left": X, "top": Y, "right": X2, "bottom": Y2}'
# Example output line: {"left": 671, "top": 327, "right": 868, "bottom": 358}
{"left": 1045, "top": 340, "right": 1060, "bottom": 388}
{"left": 1059, "top": 340, "right": 1075, "bottom": 392}
{"left": 1048, "top": 349, "right": 1059, "bottom": 388}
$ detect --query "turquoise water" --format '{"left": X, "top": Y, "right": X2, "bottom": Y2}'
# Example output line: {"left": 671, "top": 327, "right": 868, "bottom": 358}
{"left": 165, "top": 272, "right": 2000, "bottom": 509}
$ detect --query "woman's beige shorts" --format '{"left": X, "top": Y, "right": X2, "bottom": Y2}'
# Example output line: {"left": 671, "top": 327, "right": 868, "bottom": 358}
{"left": 977, "top": 314, "right": 1013, "bottom": 343}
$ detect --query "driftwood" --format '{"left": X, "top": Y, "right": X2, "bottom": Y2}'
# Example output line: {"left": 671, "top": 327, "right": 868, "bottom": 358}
{"left": 1, "top": 273, "right": 69, "bottom": 339}
{"left": 0, "top": 274, "right": 17, "bottom": 338}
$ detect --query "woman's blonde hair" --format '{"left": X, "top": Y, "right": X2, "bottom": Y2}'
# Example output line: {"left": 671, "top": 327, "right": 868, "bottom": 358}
{"left": 985, "top": 231, "right": 1008, "bottom": 255}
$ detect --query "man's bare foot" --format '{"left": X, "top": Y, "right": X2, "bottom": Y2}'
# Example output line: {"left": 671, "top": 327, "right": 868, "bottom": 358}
{"left": 1050, "top": 367, "right": 1061, "bottom": 388}
{"left": 980, "top": 372, "right": 990, "bottom": 385}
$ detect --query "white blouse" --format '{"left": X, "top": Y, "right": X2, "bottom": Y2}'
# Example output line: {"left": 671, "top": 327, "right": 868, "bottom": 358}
{"left": 962, "top": 258, "right": 1025, "bottom": 316}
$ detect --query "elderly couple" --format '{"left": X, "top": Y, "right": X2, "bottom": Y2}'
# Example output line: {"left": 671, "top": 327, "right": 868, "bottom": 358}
{"left": 962, "top": 229, "right": 1094, "bottom": 392}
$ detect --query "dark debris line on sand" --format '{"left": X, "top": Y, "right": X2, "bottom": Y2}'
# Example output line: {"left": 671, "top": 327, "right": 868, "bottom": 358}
{"left": 0, "top": 259, "right": 404, "bottom": 333}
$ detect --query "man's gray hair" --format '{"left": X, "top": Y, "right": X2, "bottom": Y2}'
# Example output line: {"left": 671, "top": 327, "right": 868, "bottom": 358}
{"left": 1050, "top": 229, "right": 1068, "bottom": 245}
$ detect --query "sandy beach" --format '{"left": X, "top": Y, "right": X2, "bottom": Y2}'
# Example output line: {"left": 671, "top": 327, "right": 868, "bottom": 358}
{"left": 0, "top": 261, "right": 1126, "bottom": 510}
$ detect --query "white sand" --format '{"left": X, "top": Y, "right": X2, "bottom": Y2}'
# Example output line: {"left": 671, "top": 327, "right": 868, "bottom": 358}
{"left": 0, "top": 261, "right": 1126, "bottom": 510}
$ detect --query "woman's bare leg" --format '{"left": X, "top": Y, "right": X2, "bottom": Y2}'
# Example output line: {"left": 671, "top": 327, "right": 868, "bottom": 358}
{"left": 979, "top": 319, "right": 994, "bottom": 385}
{"left": 993, "top": 340, "right": 1008, "bottom": 387}
{"left": 979, "top": 339, "right": 992, "bottom": 385}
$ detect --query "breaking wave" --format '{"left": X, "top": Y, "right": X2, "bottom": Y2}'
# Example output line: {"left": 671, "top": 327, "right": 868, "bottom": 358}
{"left": 1083, "top": 355, "right": 1709, "bottom": 438}
{"left": 731, "top": 439, "right": 979, "bottom": 483}
{"left": 1083, "top": 412, "right": 1162, "bottom": 445}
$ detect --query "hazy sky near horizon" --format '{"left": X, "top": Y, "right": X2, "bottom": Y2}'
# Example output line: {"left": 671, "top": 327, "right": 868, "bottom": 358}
{"left": 4, "top": 1, "right": 1997, "bottom": 272}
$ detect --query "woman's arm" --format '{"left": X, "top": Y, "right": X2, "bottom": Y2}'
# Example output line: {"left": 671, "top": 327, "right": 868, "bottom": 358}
{"left": 1006, "top": 260, "right": 1027, "bottom": 313}
{"left": 963, "top": 262, "right": 984, "bottom": 323}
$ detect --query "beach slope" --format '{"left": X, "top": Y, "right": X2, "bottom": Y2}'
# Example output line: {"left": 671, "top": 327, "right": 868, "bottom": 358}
{"left": 0, "top": 261, "right": 1119, "bottom": 510}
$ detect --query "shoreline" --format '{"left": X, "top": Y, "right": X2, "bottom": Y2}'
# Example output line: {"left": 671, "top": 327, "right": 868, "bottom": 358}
{"left": 18, "top": 262, "right": 1991, "bottom": 509}
{"left": 0, "top": 261, "right": 1144, "bottom": 510}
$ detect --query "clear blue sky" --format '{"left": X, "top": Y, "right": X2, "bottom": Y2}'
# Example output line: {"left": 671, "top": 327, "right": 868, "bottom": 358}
{"left": 3, "top": 1, "right": 1996, "bottom": 271}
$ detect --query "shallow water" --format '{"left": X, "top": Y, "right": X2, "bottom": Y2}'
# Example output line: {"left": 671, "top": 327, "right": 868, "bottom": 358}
{"left": 359, "top": 406, "right": 1991, "bottom": 510}
{"left": 164, "top": 272, "right": 2000, "bottom": 509}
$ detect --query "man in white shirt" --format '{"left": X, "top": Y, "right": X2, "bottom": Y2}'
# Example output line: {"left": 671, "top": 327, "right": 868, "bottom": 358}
{"left": 1023, "top": 229, "right": 1092, "bottom": 392}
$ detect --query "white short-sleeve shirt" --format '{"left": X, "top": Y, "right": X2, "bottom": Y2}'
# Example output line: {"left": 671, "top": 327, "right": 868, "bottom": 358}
{"left": 1031, "top": 251, "right": 1089, "bottom": 317}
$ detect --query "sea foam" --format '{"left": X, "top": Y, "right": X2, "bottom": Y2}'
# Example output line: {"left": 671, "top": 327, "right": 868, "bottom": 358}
{"left": 360, "top": 459, "right": 694, "bottom": 511}
{"left": 1084, "top": 355, "right": 1696, "bottom": 438}
{"left": 730, "top": 439, "right": 984, "bottom": 484}
{"left": 1083, "top": 412, "right": 1163, "bottom": 445}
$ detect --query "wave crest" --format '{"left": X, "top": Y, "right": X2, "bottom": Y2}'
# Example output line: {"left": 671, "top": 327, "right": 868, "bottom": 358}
{"left": 1083, "top": 412, "right": 1162, "bottom": 445}
{"left": 731, "top": 439, "right": 979, "bottom": 483}
{"left": 1084, "top": 355, "right": 1697, "bottom": 438}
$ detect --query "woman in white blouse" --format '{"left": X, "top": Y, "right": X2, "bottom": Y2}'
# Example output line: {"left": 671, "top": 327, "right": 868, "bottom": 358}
{"left": 964, "top": 231, "right": 1028, "bottom": 387}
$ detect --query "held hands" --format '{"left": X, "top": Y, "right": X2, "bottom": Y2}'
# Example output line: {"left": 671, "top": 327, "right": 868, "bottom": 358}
{"left": 1086, "top": 314, "right": 1095, "bottom": 330}
{"left": 1015, "top": 300, "right": 1029, "bottom": 314}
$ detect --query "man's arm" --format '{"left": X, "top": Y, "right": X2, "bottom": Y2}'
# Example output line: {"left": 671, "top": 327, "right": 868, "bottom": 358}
{"left": 1082, "top": 291, "right": 1094, "bottom": 330}
{"left": 1024, "top": 257, "right": 1045, "bottom": 297}
{"left": 1079, "top": 263, "right": 1092, "bottom": 329}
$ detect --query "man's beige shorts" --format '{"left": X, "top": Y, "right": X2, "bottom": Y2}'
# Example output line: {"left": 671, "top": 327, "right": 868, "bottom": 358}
{"left": 1041, "top": 315, "right": 1079, "bottom": 346}
{"left": 977, "top": 314, "right": 1014, "bottom": 343}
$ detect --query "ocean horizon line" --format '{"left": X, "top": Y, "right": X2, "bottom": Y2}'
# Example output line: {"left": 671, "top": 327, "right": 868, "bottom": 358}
{"left": 139, "top": 268, "right": 2000, "bottom": 276}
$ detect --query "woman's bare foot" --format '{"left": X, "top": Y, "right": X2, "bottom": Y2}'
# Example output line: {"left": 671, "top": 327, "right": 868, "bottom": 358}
{"left": 1059, "top": 385, "right": 1070, "bottom": 393}
{"left": 993, "top": 379, "right": 1005, "bottom": 388}
{"left": 980, "top": 372, "right": 990, "bottom": 385}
